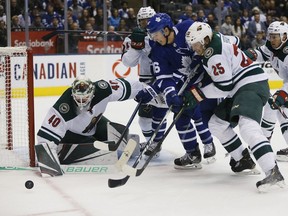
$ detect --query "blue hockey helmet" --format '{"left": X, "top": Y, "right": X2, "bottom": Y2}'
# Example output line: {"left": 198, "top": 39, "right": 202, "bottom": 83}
{"left": 147, "top": 13, "right": 173, "bottom": 35}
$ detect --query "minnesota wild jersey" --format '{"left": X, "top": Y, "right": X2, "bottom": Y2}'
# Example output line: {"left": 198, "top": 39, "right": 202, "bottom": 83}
{"left": 37, "top": 78, "right": 144, "bottom": 145}
{"left": 201, "top": 32, "right": 269, "bottom": 98}
{"left": 255, "top": 40, "right": 288, "bottom": 92}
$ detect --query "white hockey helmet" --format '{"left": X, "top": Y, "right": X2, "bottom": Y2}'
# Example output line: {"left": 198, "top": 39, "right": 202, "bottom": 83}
{"left": 71, "top": 75, "right": 95, "bottom": 110}
{"left": 267, "top": 21, "right": 288, "bottom": 50}
{"left": 137, "top": 6, "right": 156, "bottom": 28}
{"left": 185, "top": 22, "right": 213, "bottom": 47}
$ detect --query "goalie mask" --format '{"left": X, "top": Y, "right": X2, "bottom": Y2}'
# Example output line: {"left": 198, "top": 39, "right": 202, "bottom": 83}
{"left": 137, "top": 6, "right": 156, "bottom": 29}
{"left": 267, "top": 21, "right": 288, "bottom": 50}
{"left": 71, "top": 75, "right": 95, "bottom": 110}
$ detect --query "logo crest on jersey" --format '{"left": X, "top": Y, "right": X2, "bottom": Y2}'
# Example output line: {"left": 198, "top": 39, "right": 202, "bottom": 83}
{"left": 97, "top": 81, "right": 108, "bottom": 89}
{"left": 204, "top": 47, "right": 214, "bottom": 58}
{"left": 283, "top": 46, "right": 288, "bottom": 54}
{"left": 59, "top": 103, "right": 70, "bottom": 114}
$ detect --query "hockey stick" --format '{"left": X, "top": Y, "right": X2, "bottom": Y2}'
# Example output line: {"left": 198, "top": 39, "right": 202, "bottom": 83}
{"left": 42, "top": 30, "right": 131, "bottom": 41}
{"left": 93, "top": 102, "right": 141, "bottom": 151}
{"left": 108, "top": 65, "right": 200, "bottom": 188}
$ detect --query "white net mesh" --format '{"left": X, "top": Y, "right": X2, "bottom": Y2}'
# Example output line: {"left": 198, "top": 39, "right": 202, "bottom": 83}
{"left": 0, "top": 46, "right": 32, "bottom": 167}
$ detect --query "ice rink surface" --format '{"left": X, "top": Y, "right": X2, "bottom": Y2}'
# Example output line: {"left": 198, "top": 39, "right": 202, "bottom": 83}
{"left": 1, "top": 96, "right": 288, "bottom": 216}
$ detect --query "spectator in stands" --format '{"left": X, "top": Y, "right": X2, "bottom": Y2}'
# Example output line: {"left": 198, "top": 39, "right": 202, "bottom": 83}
{"left": 94, "top": 7, "right": 104, "bottom": 30}
{"left": 118, "top": 1, "right": 129, "bottom": 19}
{"left": 220, "top": 15, "right": 233, "bottom": 35}
{"left": 66, "top": 7, "right": 79, "bottom": 27}
{"left": 0, "top": 5, "right": 6, "bottom": 24}
{"left": 232, "top": 17, "right": 246, "bottom": 38}
{"left": 107, "top": 25, "right": 123, "bottom": 41}
{"left": 53, "top": 0, "right": 65, "bottom": 17}
{"left": 69, "top": 0, "right": 84, "bottom": 19}
{"left": 88, "top": 17, "right": 97, "bottom": 30}
{"left": 42, "top": 4, "right": 63, "bottom": 28}
{"left": 10, "top": 0, "right": 22, "bottom": 18}
{"left": 251, "top": 6, "right": 266, "bottom": 23}
{"left": 0, "top": 20, "right": 7, "bottom": 47}
{"left": 125, "top": 8, "right": 137, "bottom": 31}
{"left": 213, "top": 0, "right": 230, "bottom": 23}
{"left": 197, "top": 9, "right": 207, "bottom": 22}
{"left": 206, "top": 13, "right": 217, "bottom": 30}
{"left": 79, "top": 8, "right": 90, "bottom": 30}
{"left": 240, "top": 34, "right": 252, "bottom": 50}
{"left": 251, "top": 30, "right": 265, "bottom": 49}
{"left": 86, "top": 0, "right": 98, "bottom": 17}
{"left": 178, "top": 5, "right": 193, "bottom": 23}
{"left": 48, "top": 15, "right": 64, "bottom": 30}
{"left": 105, "top": 0, "right": 112, "bottom": 18}
{"left": 30, "top": 13, "right": 45, "bottom": 30}
{"left": 247, "top": 10, "right": 266, "bottom": 39}
{"left": 68, "top": 22, "right": 80, "bottom": 53}
{"left": 118, "top": 18, "right": 128, "bottom": 31}
{"left": 202, "top": 0, "right": 214, "bottom": 17}
{"left": 264, "top": 14, "right": 273, "bottom": 29}
{"left": 240, "top": 8, "right": 251, "bottom": 30}
{"left": 11, "top": 15, "right": 22, "bottom": 31}
{"left": 108, "top": 8, "right": 121, "bottom": 30}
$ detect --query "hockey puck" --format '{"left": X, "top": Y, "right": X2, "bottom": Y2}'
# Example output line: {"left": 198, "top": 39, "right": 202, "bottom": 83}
{"left": 25, "top": 180, "right": 34, "bottom": 189}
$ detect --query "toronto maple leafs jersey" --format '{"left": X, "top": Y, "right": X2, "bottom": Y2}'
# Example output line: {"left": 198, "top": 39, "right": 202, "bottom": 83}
{"left": 121, "top": 35, "right": 155, "bottom": 82}
{"left": 37, "top": 78, "right": 144, "bottom": 145}
{"left": 200, "top": 32, "right": 269, "bottom": 98}
{"left": 150, "top": 20, "right": 204, "bottom": 91}
{"left": 254, "top": 40, "right": 288, "bottom": 92}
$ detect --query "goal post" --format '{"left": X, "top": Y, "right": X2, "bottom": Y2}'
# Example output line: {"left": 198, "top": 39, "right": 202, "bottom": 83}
{"left": 0, "top": 46, "right": 35, "bottom": 167}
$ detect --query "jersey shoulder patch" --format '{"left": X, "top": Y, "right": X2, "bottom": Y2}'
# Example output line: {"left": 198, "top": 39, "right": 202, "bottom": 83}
{"left": 202, "top": 33, "right": 222, "bottom": 66}
{"left": 91, "top": 80, "right": 112, "bottom": 105}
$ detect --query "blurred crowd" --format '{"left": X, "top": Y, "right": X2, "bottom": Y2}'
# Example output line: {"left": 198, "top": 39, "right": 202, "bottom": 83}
{"left": 0, "top": 0, "right": 287, "bottom": 49}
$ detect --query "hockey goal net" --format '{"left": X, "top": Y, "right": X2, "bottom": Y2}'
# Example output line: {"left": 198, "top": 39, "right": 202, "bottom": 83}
{"left": 0, "top": 46, "right": 35, "bottom": 167}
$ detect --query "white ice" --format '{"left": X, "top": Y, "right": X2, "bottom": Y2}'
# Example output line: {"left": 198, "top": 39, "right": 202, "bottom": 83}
{"left": 1, "top": 96, "right": 288, "bottom": 216}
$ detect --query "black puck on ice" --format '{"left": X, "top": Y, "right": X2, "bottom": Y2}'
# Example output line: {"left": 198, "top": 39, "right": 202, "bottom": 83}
{"left": 25, "top": 180, "right": 34, "bottom": 189}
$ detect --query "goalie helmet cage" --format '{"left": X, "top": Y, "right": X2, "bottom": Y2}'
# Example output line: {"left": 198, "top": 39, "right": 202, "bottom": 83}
{"left": 0, "top": 46, "right": 35, "bottom": 167}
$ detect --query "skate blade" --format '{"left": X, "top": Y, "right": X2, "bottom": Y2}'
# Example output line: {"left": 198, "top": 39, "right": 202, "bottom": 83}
{"left": 174, "top": 163, "right": 202, "bottom": 170}
{"left": 205, "top": 156, "right": 216, "bottom": 164}
{"left": 235, "top": 168, "right": 261, "bottom": 175}
{"left": 276, "top": 155, "right": 288, "bottom": 162}
{"left": 257, "top": 180, "right": 286, "bottom": 193}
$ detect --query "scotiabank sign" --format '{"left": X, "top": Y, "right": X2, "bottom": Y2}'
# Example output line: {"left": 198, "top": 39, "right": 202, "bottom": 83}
{"left": 11, "top": 31, "right": 57, "bottom": 54}
{"left": 78, "top": 41, "right": 123, "bottom": 54}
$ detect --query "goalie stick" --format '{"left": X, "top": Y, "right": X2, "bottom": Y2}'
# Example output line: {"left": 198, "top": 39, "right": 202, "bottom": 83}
{"left": 42, "top": 30, "right": 131, "bottom": 41}
{"left": 93, "top": 102, "right": 141, "bottom": 151}
{"left": 108, "top": 64, "right": 200, "bottom": 188}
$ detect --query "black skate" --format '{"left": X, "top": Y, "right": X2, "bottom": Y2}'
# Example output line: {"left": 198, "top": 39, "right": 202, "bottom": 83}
{"left": 276, "top": 147, "right": 288, "bottom": 162}
{"left": 174, "top": 146, "right": 202, "bottom": 170}
{"left": 229, "top": 148, "right": 260, "bottom": 175}
{"left": 203, "top": 142, "right": 216, "bottom": 164}
{"left": 144, "top": 141, "right": 161, "bottom": 158}
{"left": 256, "top": 165, "right": 285, "bottom": 192}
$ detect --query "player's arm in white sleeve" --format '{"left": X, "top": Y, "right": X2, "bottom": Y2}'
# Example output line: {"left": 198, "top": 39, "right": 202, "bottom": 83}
{"left": 121, "top": 37, "right": 142, "bottom": 67}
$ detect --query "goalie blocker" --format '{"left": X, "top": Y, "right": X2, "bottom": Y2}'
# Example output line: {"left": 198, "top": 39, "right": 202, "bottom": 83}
{"left": 35, "top": 122, "right": 141, "bottom": 177}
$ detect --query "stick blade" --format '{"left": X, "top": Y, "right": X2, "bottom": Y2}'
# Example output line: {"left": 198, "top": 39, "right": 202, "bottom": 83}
{"left": 108, "top": 176, "right": 130, "bottom": 188}
{"left": 93, "top": 141, "right": 116, "bottom": 151}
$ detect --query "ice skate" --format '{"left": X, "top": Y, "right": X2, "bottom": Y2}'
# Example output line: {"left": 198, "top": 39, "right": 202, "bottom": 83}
{"left": 174, "top": 146, "right": 202, "bottom": 170}
{"left": 276, "top": 147, "right": 288, "bottom": 162}
{"left": 203, "top": 142, "right": 216, "bottom": 164}
{"left": 256, "top": 164, "right": 285, "bottom": 192}
{"left": 229, "top": 148, "right": 260, "bottom": 175}
{"left": 144, "top": 141, "right": 161, "bottom": 158}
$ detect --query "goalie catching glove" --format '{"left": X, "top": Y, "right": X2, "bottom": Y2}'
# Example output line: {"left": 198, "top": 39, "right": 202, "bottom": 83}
{"left": 183, "top": 86, "right": 206, "bottom": 110}
{"left": 130, "top": 27, "right": 146, "bottom": 50}
{"left": 268, "top": 90, "right": 288, "bottom": 110}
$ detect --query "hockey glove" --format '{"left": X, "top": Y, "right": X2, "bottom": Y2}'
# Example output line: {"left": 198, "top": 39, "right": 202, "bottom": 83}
{"left": 268, "top": 90, "right": 288, "bottom": 110}
{"left": 130, "top": 27, "right": 146, "bottom": 50}
{"left": 243, "top": 48, "right": 258, "bottom": 61}
{"left": 135, "top": 85, "right": 158, "bottom": 104}
{"left": 164, "top": 87, "right": 183, "bottom": 113}
{"left": 183, "top": 86, "right": 206, "bottom": 110}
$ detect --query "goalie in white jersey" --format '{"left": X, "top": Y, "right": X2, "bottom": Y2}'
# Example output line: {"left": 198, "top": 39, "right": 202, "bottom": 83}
{"left": 35, "top": 75, "right": 145, "bottom": 177}
{"left": 244, "top": 21, "right": 288, "bottom": 162}
{"left": 185, "top": 21, "right": 285, "bottom": 191}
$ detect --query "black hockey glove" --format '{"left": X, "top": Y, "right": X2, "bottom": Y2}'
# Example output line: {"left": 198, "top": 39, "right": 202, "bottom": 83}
{"left": 130, "top": 27, "right": 146, "bottom": 50}
{"left": 183, "top": 86, "right": 206, "bottom": 110}
{"left": 135, "top": 85, "right": 158, "bottom": 104}
{"left": 243, "top": 48, "right": 258, "bottom": 61}
{"left": 268, "top": 90, "right": 288, "bottom": 110}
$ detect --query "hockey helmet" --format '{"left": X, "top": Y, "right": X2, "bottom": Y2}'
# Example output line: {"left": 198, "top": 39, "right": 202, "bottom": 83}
{"left": 137, "top": 6, "right": 156, "bottom": 28}
{"left": 185, "top": 21, "right": 213, "bottom": 48}
{"left": 146, "top": 13, "right": 173, "bottom": 35}
{"left": 267, "top": 21, "right": 288, "bottom": 50}
{"left": 71, "top": 75, "right": 95, "bottom": 110}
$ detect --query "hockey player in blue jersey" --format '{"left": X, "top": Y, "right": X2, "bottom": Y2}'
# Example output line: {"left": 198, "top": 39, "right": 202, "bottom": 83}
{"left": 135, "top": 13, "right": 216, "bottom": 169}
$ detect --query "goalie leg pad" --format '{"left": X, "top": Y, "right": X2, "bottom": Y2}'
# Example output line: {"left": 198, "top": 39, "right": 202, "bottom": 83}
{"left": 35, "top": 142, "right": 64, "bottom": 177}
